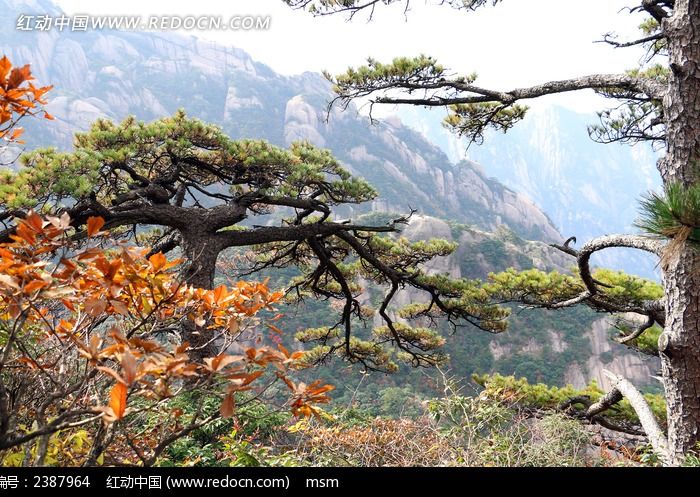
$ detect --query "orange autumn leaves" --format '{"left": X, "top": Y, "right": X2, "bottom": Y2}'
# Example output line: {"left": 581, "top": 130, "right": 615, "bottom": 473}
{"left": 0, "top": 55, "right": 53, "bottom": 145}
{"left": 0, "top": 211, "right": 333, "bottom": 425}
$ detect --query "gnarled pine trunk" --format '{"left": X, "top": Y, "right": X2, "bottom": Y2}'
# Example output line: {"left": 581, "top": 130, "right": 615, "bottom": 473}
{"left": 181, "top": 233, "right": 221, "bottom": 290}
{"left": 180, "top": 230, "right": 226, "bottom": 359}
{"left": 659, "top": 0, "right": 700, "bottom": 464}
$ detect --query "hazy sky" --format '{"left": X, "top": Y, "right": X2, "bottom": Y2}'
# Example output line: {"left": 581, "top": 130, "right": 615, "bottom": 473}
{"left": 55, "top": 0, "right": 649, "bottom": 112}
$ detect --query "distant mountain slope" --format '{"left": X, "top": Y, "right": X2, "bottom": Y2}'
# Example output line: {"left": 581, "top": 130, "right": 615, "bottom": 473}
{"left": 0, "top": 0, "right": 559, "bottom": 243}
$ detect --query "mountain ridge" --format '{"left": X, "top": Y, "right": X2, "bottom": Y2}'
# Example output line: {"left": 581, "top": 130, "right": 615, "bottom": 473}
{"left": 0, "top": 0, "right": 560, "bottom": 243}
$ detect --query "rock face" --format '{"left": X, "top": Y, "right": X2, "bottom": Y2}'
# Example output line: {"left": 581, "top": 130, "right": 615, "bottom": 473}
{"left": 584, "top": 318, "right": 655, "bottom": 390}
{"left": 284, "top": 95, "right": 326, "bottom": 147}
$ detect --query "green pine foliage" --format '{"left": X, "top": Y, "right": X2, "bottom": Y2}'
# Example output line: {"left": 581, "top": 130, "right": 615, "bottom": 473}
{"left": 444, "top": 102, "right": 528, "bottom": 144}
{"left": 637, "top": 182, "right": 700, "bottom": 242}
{"left": 329, "top": 55, "right": 451, "bottom": 90}
{"left": 474, "top": 373, "right": 667, "bottom": 425}
{"left": 487, "top": 266, "right": 663, "bottom": 308}
{"left": 0, "top": 149, "right": 101, "bottom": 208}
{"left": 2, "top": 111, "right": 378, "bottom": 212}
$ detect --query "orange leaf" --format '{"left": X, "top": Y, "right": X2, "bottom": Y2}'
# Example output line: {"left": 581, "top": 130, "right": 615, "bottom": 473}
{"left": 24, "top": 211, "right": 44, "bottom": 232}
{"left": 121, "top": 351, "right": 138, "bottom": 385}
{"left": 0, "top": 56, "right": 12, "bottom": 82}
{"left": 212, "top": 285, "right": 229, "bottom": 305}
{"left": 278, "top": 344, "right": 290, "bottom": 357}
{"left": 84, "top": 298, "right": 108, "bottom": 317}
{"left": 307, "top": 384, "right": 335, "bottom": 397}
{"left": 129, "top": 337, "right": 162, "bottom": 353}
{"left": 240, "top": 370, "right": 264, "bottom": 386}
{"left": 9, "top": 127, "right": 24, "bottom": 141}
{"left": 267, "top": 323, "right": 283, "bottom": 335}
{"left": 76, "top": 247, "right": 102, "bottom": 260}
{"left": 61, "top": 298, "right": 75, "bottom": 311}
{"left": 148, "top": 252, "right": 167, "bottom": 272}
{"left": 204, "top": 354, "right": 243, "bottom": 373}
{"left": 86, "top": 216, "right": 105, "bottom": 237}
{"left": 110, "top": 300, "right": 129, "bottom": 316}
{"left": 14, "top": 223, "right": 36, "bottom": 245}
{"left": 278, "top": 373, "right": 296, "bottom": 392}
{"left": 23, "top": 279, "right": 49, "bottom": 294}
{"left": 108, "top": 382, "right": 128, "bottom": 420}
{"left": 227, "top": 318, "right": 240, "bottom": 334}
{"left": 96, "top": 367, "right": 126, "bottom": 384}
{"left": 220, "top": 393, "right": 235, "bottom": 418}
{"left": 17, "top": 357, "right": 43, "bottom": 369}
{"left": 7, "top": 65, "right": 32, "bottom": 90}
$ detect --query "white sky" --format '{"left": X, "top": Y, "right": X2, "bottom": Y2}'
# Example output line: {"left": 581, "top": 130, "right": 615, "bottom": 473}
{"left": 55, "top": 0, "right": 649, "bottom": 112}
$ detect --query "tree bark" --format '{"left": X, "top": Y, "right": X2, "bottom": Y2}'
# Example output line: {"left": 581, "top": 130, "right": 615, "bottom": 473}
{"left": 181, "top": 232, "right": 222, "bottom": 290}
{"left": 602, "top": 370, "right": 671, "bottom": 464}
{"left": 658, "top": 0, "right": 700, "bottom": 464}
{"left": 180, "top": 230, "right": 226, "bottom": 358}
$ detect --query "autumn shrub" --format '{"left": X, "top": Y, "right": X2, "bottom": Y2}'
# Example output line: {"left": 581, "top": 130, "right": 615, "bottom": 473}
{"left": 277, "top": 379, "right": 604, "bottom": 467}
{"left": 288, "top": 417, "right": 458, "bottom": 466}
{"left": 0, "top": 55, "right": 53, "bottom": 146}
{"left": 158, "top": 397, "right": 292, "bottom": 467}
{"left": 520, "top": 413, "right": 592, "bottom": 466}
{"left": 0, "top": 212, "right": 331, "bottom": 466}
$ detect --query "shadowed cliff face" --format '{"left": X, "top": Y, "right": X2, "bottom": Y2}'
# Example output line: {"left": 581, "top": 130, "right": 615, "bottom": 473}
{"left": 0, "top": 0, "right": 560, "bottom": 243}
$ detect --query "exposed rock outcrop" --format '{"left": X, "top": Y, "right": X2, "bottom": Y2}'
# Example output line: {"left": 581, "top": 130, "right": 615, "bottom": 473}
{"left": 583, "top": 318, "right": 656, "bottom": 390}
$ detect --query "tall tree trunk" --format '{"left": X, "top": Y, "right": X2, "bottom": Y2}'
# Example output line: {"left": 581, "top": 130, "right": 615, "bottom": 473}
{"left": 180, "top": 231, "right": 225, "bottom": 358}
{"left": 658, "top": 0, "right": 700, "bottom": 463}
{"left": 181, "top": 233, "right": 222, "bottom": 290}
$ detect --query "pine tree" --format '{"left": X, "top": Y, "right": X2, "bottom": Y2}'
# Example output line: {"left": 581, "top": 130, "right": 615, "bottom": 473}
{"left": 0, "top": 111, "right": 508, "bottom": 366}
{"left": 285, "top": 0, "right": 700, "bottom": 464}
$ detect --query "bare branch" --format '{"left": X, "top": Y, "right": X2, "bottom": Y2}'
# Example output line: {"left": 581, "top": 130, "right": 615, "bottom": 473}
{"left": 597, "top": 32, "right": 664, "bottom": 49}
{"left": 360, "top": 73, "right": 667, "bottom": 106}
{"left": 617, "top": 314, "right": 656, "bottom": 344}
{"left": 285, "top": 0, "right": 501, "bottom": 19}
{"left": 586, "top": 388, "right": 624, "bottom": 418}
{"left": 576, "top": 234, "right": 663, "bottom": 294}
{"left": 548, "top": 234, "right": 665, "bottom": 319}
{"left": 146, "top": 229, "right": 182, "bottom": 258}
{"left": 603, "top": 369, "right": 671, "bottom": 464}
